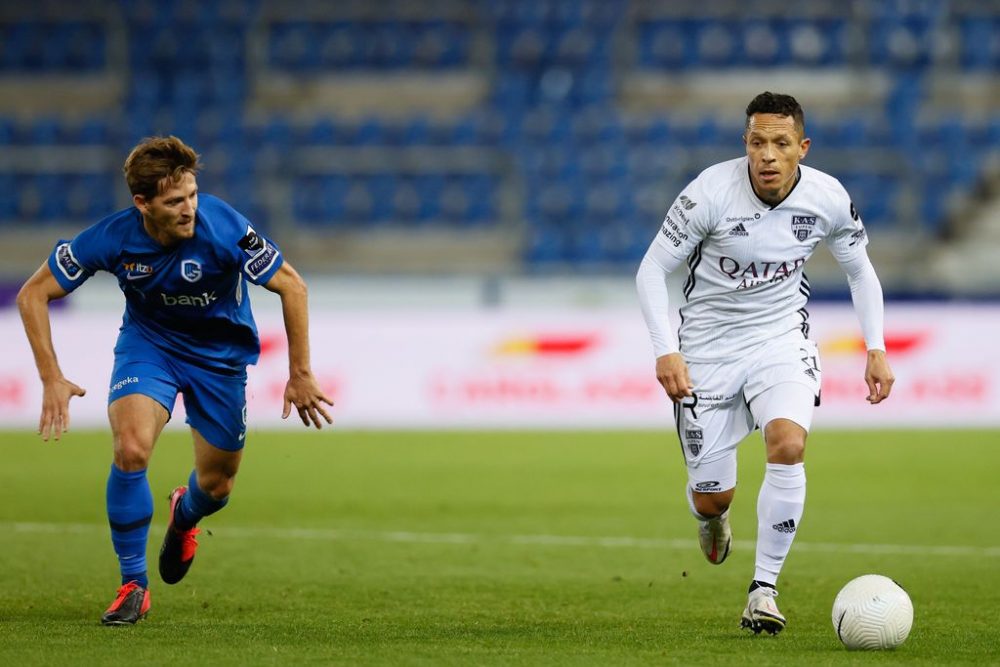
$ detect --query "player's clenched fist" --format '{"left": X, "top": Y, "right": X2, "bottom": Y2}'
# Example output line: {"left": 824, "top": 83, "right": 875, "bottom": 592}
{"left": 655, "top": 352, "right": 694, "bottom": 403}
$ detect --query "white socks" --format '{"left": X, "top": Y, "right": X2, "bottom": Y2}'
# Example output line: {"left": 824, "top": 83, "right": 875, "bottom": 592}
{"left": 754, "top": 462, "right": 805, "bottom": 585}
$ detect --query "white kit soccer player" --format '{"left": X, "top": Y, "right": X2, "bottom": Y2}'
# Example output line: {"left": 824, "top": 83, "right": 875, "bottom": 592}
{"left": 636, "top": 93, "right": 892, "bottom": 635}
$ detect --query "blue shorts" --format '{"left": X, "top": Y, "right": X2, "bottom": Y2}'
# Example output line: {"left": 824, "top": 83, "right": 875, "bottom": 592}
{"left": 108, "top": 330, "right": 248, "bottom": 451}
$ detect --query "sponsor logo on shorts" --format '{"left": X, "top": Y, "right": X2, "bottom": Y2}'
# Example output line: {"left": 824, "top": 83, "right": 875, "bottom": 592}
{"left": 800, "top": 350, "right": 820, "bottom": 380}
{"left": 55, "top": 243, "right": 84, "bottom": 281}
{"left": 685, "top": 429, "right": 703, "bottom": 457}
{"left": 695, "top": 481, "right": 721, "bottom": 490}
{"left": 110, "top": 376, "right": 139, "bottom": 393}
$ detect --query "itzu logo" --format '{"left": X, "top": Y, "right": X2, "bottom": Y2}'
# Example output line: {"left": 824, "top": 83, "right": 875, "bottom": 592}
{"left": 181, "top": 259, "right": 202, "bottom": 283}
{"left": 123, "top": 260, "right": 153, "bottom": 281}
{"left": 791, "top": 215, "right": 817, "bottom": 241}
{"left": 678, "top": 195, "right": 697, "bottom": 210}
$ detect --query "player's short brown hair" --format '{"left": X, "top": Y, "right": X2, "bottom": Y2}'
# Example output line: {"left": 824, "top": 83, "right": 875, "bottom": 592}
{"left": 745, "top": 92, "right": 805, "bottom": 136}
{"left": 123, "top": 136, "right": 202, "bottom": 200}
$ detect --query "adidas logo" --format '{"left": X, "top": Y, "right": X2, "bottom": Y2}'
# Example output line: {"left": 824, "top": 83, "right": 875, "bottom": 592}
{"left": 728, "top": 223, "right": 749, "bottom": 236}
{"left": 772, "top": 519, "right": 796, "bottom": 533}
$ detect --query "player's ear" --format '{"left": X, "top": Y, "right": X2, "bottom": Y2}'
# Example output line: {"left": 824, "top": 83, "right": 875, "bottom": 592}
{"left": 798, "top": 137, "right": 811, "bottom": 160}
{"left": 133, "top": 194, "right": 148, "bottom": 213}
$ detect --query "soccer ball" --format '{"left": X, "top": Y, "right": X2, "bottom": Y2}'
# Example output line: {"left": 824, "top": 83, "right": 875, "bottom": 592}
{"left": 832, "top": 574, "right": 913, "bottom": 650}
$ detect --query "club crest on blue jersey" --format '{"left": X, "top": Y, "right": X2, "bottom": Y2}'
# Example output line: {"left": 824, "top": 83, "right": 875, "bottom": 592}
{"left": 181, "top": 259, "right": 202, "bottom": 282}
{"left": 791, "top": 215, "right": 817, "bottom": 241}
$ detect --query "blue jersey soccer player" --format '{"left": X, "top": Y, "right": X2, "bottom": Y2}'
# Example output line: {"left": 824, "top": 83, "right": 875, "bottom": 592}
{"left": 17, "top": 136, "right": 334, "bottom": 625}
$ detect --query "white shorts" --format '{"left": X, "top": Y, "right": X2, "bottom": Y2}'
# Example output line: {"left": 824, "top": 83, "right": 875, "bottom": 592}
{"left": 674, "top": 333, "right": 821, "bottom": 493}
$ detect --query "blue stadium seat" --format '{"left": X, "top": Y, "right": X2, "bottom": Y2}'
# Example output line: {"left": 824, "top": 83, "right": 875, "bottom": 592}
{"left": 525, "top": 224, "right": 570, "bottom": 265}
{"left": 959, "top": 18, "right": 999, "bottom": 70}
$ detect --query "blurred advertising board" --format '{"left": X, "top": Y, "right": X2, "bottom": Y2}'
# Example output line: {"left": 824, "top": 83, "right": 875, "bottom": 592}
{"left": 1, "top": 303, "right": 997, "bottom": 430}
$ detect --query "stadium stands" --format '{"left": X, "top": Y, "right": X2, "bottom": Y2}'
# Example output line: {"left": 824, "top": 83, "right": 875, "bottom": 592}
{"left": 0, "top": 0, "right": 997, "bottom": 280}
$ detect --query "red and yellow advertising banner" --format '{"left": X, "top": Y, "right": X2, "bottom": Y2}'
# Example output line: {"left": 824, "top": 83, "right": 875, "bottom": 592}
{"left": 1, "top": 304, "right": 997, "bottom": 429}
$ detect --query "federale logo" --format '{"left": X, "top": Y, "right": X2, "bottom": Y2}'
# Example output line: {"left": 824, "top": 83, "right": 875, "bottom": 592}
{"left": 55, "top": 243, "right": 84, "bottom": 281}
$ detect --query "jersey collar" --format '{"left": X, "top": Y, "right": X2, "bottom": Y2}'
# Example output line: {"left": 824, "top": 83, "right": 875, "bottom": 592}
{"left": 745, "top": 161, "right": 802, "bottom": 210}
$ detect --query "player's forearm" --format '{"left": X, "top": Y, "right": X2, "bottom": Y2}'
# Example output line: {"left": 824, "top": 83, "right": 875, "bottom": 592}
{"left": 636, "top": 242, "right": 683, "bottom": 356}
{"left": 840, "top": 252, "right": 886, "bottom": 351}
{"left": 278, "top": 280, "right": 313, "bottom": 376}
{"left": 16, "top": 285, "right": 64, "bottom": 382}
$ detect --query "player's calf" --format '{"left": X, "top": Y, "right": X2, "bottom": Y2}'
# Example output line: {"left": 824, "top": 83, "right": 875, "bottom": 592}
{"left": 158, "top": 486, "right": 201, "bottom": 585}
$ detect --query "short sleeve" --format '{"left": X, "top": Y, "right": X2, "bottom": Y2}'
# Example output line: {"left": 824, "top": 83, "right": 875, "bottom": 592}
{"left": 826, "top": 191, "right": 869, "bottom": 263}
{"left": 650, "top": 174, "right": 713, "bottom": 262}
{"left": 46, "top": 223, "right": 115, "bottom": 293}
{"left": 204, "top": 194, "right": 286, "bottom": 286}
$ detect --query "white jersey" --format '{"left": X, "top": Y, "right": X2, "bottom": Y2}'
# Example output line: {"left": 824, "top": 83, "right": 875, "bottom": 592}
{"left": 652, "top": 157, "right": 869, "bottom": 362}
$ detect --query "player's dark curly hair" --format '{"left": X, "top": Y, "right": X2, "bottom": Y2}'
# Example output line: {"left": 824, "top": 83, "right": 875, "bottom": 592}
{"left": 123, "top": 135, "right": 202, "bottom": 200}
{"left": 745, "top": 92, "right": 805, "bottom": 135}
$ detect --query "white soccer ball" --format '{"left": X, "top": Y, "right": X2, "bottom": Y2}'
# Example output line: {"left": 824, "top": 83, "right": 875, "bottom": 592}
{"left": 832, "top": 574, "right": 913, "bottom": 650}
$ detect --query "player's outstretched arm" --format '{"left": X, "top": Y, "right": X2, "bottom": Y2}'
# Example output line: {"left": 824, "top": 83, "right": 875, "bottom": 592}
{"left": 16, "top": 263, "right": 87, "bottom": 441}
{"left": 262, "top": 261, "right": 334, "bottom": 429}
{"left": 834, "top": 251, "right": 893, "bottom": 405}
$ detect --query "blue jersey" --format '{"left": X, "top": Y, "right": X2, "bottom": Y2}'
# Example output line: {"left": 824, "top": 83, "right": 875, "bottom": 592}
{"left": 48, "top": 194, "right": 283, "bottom": 371}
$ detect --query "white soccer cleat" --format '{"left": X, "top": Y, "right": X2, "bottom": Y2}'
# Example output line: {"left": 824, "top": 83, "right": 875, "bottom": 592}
{"left": 697, "top": 510, "right": 732, "bottom": 564}
{"left": 741, "top": 586, "right": 786, "bottom": 635}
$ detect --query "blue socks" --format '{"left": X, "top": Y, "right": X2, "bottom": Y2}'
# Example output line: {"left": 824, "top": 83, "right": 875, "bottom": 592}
{"left": 106, "top": 464, "right": 153, "bottom": 588}
{"left": 107, "top": 466, "right": 229, "bottom": 588}
{"left": 173, "top": 469, "right": 229, "bottom": 531}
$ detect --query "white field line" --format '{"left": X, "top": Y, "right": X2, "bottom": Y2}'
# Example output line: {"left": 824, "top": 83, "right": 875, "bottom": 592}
{"left": 6, "top": 521, "right": 1000, "bottom": 558}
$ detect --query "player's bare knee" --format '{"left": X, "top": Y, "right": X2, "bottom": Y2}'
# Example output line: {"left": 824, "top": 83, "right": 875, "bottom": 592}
{"left": 766, "top": 438, "right": 805, "bottom": 464}
{"left": 764, "top": 419, "right": 806, "bottom": 464}
{"left": 112, "top": 441, "right": 152, "bottom": 471}
{"left": 197, "top": 470, "right": 236, "bottom": 500}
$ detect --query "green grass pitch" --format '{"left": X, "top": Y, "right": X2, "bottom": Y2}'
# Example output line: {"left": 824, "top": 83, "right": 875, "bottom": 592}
{"left": 2, "top": 429, "right": 998, "bottom": 665}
